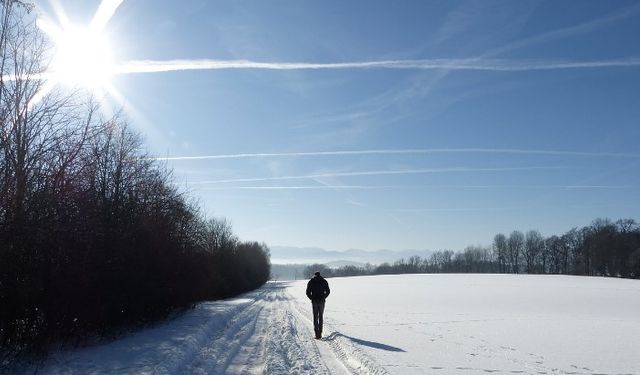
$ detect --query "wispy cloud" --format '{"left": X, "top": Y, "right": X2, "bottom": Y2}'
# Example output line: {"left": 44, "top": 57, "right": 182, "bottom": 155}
{"left": 434, "top": 0, "right": 538, "bottom": 46}
{"left": 156, "top": 148, "right": 640, "bottom": 161}
{"left": 184, "top": 166, "right": 565, "bottom": 185}
{"left": 487, "top": 3, "right": 640, "bottom": 57}
{"left": 115, "top": 58, "right": 640, "bottom": 75}
{"left": 352, "top": 3, "right": 640, "bottom": 131}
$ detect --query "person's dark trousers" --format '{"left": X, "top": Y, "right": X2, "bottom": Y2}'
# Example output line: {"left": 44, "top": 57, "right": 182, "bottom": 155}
{"left": 312, "top": 300, "right": 325, "bottom": 339}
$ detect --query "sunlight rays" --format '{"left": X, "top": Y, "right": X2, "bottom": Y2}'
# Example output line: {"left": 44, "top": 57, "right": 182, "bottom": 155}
{"left": 18, "top": 0, "right": 123, "bottom": 107}
{"left": 90, "top": 0, "right": 124, "bottom": 30}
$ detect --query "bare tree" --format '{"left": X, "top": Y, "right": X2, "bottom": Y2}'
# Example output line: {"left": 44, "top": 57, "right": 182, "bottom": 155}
{"left": 507, "top": 231, "right": 524, "bottom": 273}
{"left": 524, "top": 230, "right": 544, "bottom": 273}
{"left": 616, "top": 218, "right": 638, "bottom": 234}
{"left": 204, "top": 216, "right": 238, "bottom": 253}
{"left": 493, "top": 233, "right": 508, "bottom": 273}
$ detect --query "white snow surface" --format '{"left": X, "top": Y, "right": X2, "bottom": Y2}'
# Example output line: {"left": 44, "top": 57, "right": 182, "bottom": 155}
{"left": 36, "top": 274, "right": 640, "bottom": 374}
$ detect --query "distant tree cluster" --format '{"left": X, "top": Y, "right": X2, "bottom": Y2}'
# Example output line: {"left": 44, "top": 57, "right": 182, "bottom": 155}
{"left": 309, "top": 218, "right": 640, "bottom": 280}
{"left": 493, "top": 219, "right": 640, "bottom": 278}
{"left": 0, "top": 2, "right": 269, "bottom": 362}
{"left": 303, "top": 264, "right": 336, "bottom": 279}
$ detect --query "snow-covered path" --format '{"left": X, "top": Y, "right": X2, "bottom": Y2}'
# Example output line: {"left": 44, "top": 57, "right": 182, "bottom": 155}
{"left": 37, "top": 275, "right": 640, "bottom": 374}
{"left": 39, "top": 281, "right": 385, "bottom": 374}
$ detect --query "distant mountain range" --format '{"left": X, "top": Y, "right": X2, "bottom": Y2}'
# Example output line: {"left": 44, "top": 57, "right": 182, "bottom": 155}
{"left": 269, "top": 246, "right": 434, "bottom": 265}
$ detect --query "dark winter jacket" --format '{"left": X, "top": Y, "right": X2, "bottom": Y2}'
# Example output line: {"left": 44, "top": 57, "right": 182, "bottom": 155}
{"left": 306, "top": 275, "right": 330, "bottom": 302}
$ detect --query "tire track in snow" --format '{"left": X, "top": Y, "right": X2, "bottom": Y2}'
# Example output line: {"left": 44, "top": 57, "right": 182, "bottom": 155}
{"left": 207, "top": 281, "right": 388, "bottom": 374}
{"left": 224, "top": 283, "right": 331, "bottom": 374}
{"left": 289, "top": 293, "right": 389, "bottom": 375}
{"left": 186, "top": 299, "right": 264, "bottom": 374}
{"left": 166, "top": 288, "right": 267, "bottom": 374}
{"left": 186, "top": 282, "right": 332, "bottom": 375}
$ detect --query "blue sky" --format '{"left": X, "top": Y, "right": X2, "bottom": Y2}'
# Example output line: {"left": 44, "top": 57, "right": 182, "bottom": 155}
{"left": 36, "top": 0, "right": 640, "bottom": 251}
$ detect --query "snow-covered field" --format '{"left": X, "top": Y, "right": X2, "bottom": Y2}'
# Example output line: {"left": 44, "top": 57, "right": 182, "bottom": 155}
{"left": 35, "top": 274, "right": 640, "bottom": 374}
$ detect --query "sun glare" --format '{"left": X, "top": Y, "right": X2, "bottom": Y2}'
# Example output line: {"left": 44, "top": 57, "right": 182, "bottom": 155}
{"left": 44, "top": 22, "right": 115, "bottom": 90}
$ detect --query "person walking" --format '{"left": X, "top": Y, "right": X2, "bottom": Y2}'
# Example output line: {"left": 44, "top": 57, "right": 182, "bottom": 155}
{"left": 306, "top": 271, "right": 330, "bottom": 339}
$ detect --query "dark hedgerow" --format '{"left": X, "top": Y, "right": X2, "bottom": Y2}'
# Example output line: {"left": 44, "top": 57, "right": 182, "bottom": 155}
{"left": 0, "top": 1, "right": 270, "bottom": 365}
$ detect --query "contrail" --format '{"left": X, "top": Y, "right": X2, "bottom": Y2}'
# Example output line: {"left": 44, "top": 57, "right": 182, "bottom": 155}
{"left": 195, "top": 185, "right": 394, "bottom": 190}
{"left": 397, "top": 207, "right": 522, "bottom": 213}
{"left": 156, "top": 148, "right": 640, "bottom": 161}
{"left": 115, "top": 58, "right": 640, "bottom": 75}
{"left": 193, "top": 184, "right": 635, "bottom": 190}
{"left": 185, "top": 166, "right": 566, "bottom": 185}
{"left": 397, "top": 202, "right": 634, "bottom": 213}
{"left": 4, "top": 58, "right": 640, "bottom": 82}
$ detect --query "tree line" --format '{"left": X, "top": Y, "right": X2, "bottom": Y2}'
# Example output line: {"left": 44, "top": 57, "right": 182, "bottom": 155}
{"left": 1, "top": 1, "right": 270, "bottom": 363}
{"left": 305, "top": 218, "right": 640, "bottom": 279}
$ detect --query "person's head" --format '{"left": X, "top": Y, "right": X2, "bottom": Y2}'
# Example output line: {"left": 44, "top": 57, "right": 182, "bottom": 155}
{"left": 314, "top": 271, "right": 320, "bottom": 277}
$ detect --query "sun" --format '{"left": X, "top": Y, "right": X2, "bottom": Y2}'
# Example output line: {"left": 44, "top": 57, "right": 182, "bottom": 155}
{"left": 49, "top": 25, "right": 115, "bottom": 90}
{"left": 39, "top": 20, "right": 115, "bottom": 91}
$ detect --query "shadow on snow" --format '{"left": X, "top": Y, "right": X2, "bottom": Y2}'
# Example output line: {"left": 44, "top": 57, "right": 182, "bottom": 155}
{"left": 324, "top": 332, "right": 405, "bottom": 352}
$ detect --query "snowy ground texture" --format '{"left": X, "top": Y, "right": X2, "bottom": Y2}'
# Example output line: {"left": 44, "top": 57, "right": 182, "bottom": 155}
{"left": 36, "top": 274, "right": 640, "bottom": 374}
